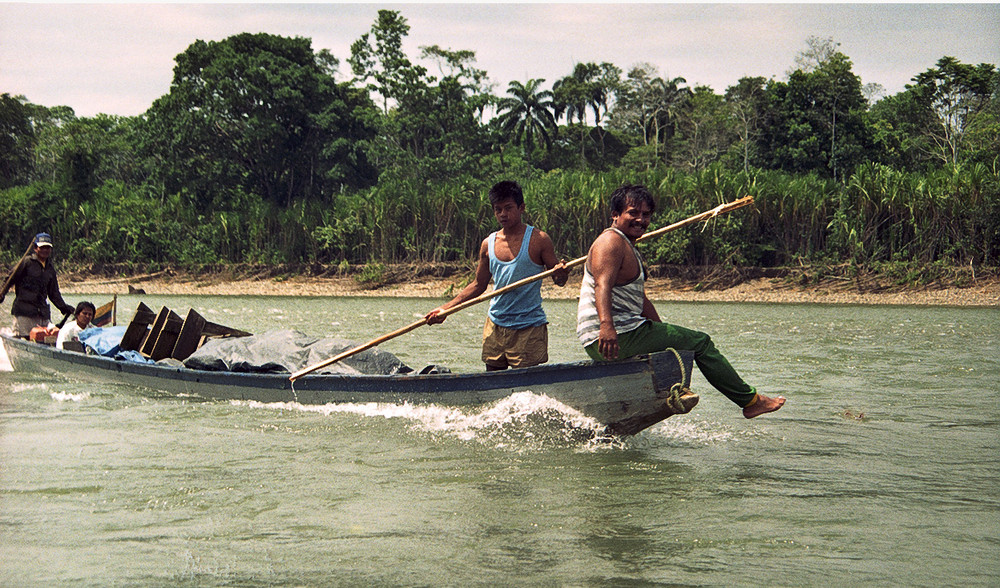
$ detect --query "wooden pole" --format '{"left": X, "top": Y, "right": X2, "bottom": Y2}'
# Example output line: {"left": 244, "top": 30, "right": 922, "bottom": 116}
{"left": 0, "top": 240, "right": 36, "bottom": 302}
{"left": 289, "top": 196, "right": 754, "bottom": 381}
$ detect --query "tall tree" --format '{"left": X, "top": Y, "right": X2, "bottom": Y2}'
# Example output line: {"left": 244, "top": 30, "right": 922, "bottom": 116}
{"left": 495, "top": 79, "right": 557, "bottom": 160}
{"left": 553, "top": 62, "right": 622, "bottom": 163}
{"left": 554, "top": 63, "right": 600, "bottom": 164}
{"left": 349, "top": 10, "right": 427, "bottom": 114}
{"left": 676, "top": 86, "right": 732, "bottom": 171}
{"left": 761, "top": 43, "right": 871, "bottom": 179}
{"left": 611, "top": 65, "right": 691, "bottom": 166}
{"left": 611, "top": 64, "right": 658, "bottom": 146}
{"left": 911, "top": 56, "right": 998, "bottom": 165}
{"left": 145, "top": 33, "right": 377, "bottom": 209}
{"left": 553, "top": 63, "right": 594, "bottom": 125}
{"left": 411, "top": 44, "right": 494, "bottom": 170}
{"left": 0, "top": 93, "right": 35, "bottom": 189}
{"left": 725, "top": 77, "right": 768, "bottom": 173}
{"left": 649, "top": 75, "right": 692, "bottom": 165}
{"left": 789, "top": 35, "right": 840, "bottom": 75}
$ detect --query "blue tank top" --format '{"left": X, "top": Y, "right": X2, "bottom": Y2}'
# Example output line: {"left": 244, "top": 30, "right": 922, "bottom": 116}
{"left": 487, "top": 225, "right": 547, "bottom": 329}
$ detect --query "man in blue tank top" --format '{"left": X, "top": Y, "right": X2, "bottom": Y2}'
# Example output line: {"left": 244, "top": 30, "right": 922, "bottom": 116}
{"left": 578, "top": 184, "right": 785, "bottom": 419}
{"left": 426, "top": 181, "right": 568, "bottom": 370}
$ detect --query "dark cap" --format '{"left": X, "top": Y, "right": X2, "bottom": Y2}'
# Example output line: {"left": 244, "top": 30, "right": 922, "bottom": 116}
{"left": 34, "top": 232, "right": 53, "bottom": 248}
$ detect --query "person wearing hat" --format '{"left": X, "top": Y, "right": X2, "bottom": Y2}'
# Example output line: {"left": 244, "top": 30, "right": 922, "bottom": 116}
{"left": 0, "top": 232, "right": 75, "bottom": 338}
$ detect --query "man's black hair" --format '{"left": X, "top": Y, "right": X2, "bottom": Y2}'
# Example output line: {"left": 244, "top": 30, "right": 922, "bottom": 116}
{"left": 489, "top": 180, "right": 524, "bottom": 207}
{"left": 75, "top": 301, "right": 96, "bottom": 315}
{"left": 609, "top": 184, "right": 656, "bottom": 216}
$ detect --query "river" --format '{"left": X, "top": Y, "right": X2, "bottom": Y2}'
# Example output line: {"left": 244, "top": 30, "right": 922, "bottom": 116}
{"left": 1, "top": 295, "right": 998, "bottom": 586}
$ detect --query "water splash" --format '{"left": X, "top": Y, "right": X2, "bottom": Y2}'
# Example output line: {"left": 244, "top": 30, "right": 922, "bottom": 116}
{"left": 51, "top": 390, "right": 92, "bottom": 402}
{"left": 644, "top": 419, "right": 739, "bottom": 445}
{"left": 236, "top": 391, "right": 610, "bottom": 450}
{"left": 7, "top": 382, "right": 50, "bottom": 394}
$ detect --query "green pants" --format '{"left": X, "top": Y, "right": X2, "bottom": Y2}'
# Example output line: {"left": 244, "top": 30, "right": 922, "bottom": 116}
{"left": 585, "top": 321, "right": 757, "bottom": 408}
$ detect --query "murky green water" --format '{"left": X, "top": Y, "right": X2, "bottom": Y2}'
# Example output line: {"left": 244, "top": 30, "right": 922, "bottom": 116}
{"left": 2, "top": 295, "right": 998, "bottom": 585}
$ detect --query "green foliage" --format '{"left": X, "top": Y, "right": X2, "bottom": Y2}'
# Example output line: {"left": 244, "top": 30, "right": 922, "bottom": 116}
{"left": 0, "top": 93, "right": 35, "bottom": 189}
{"left": 2, "top": 24, "right": 997, "bottom": 276}
{"left": 355, "top": 262, "right": 387, "bottom": 286}
{"left": 760, "top": 52, "right": 873, "bottom": 179}
{"left": 144, "top": 32, "right": 377, "bottom": 210}
{"left": 496, "top": 79, "right": 558, "bottom": 157}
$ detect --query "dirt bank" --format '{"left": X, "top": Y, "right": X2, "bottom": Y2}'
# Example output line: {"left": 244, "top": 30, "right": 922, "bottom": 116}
{"left": 60, "top": 263, "right": 999, "bottom": 307}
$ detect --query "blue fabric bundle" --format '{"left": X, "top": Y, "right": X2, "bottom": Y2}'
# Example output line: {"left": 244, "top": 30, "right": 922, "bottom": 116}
{"left": 79, "top": 326, "right": 128, "bottom": 356}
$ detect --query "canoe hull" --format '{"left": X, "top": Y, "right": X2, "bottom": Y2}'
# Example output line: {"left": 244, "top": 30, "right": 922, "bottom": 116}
{"left": 2, "top": 334, "right": 695, "bottom": 435}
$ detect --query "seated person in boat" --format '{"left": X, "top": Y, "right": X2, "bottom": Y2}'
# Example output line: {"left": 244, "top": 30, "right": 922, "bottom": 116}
{"left": 1, "top": 232, "right": 75, "bottom": 338}
{"left": 425, "top": 180, "right": 568, "bottom": 371}
{"left": 56, "top": 301, "right": 97, "bottom": 350}
{"left": 576, "top": 184, "right": 785, "bottom": 419}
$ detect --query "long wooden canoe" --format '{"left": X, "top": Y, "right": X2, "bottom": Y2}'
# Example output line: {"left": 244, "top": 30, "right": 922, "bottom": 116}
{"left": 1, "top": 334, "right": 697, "bottom": 435}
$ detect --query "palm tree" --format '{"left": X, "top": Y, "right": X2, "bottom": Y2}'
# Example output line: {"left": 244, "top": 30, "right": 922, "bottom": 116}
{"left": 495, "top": 79, "right": 557, "bottom": 158}
{"left": 554, "top": 65, "right": 596, "bottom": 163}
{"left": 553, "top": 63, "right": 598, "bottom": 125}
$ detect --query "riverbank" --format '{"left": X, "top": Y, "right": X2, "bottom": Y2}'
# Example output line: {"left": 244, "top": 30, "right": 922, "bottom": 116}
{"left": 60, "top": 263, "right": 999, "bottom": 307}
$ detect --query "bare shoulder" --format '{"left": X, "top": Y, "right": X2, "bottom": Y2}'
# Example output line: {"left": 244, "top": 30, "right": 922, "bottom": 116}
{"left": 588, "top": 230, "right": 627, "bottom": 266}
{"left": 591, "top": 229, "right": 628, "bottom": 254}
{"left": 530, "top": 228, "right": 555, "bottom": 249}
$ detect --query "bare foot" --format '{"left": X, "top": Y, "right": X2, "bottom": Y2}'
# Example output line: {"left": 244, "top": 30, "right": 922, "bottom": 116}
{"left": 743, "top": 393, "right": 786, "bottom": 419}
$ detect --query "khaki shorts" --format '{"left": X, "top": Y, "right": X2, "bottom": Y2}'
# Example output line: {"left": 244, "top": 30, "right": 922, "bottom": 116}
{"left": 14, "top": 315, "right": 48, "bottom": 338}
{"left": 482, "top": 319, "right": 548, "bottom": 369}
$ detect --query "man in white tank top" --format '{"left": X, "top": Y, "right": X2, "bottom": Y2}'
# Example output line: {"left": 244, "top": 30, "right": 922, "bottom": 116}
{"left": 578, "top": 184, "right": 785, "bottom": 419}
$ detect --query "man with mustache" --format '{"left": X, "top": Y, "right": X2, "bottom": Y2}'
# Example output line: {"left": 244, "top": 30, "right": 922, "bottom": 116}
{"left": 577, "top": 184, "right": 784, "bottom": 419}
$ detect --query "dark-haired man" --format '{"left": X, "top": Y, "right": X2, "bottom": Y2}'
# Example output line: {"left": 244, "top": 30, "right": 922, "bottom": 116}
{"left": 426, "top": 180, "right": 568, "bottom": 370}
{"left": 56, "top": 301, "right": 97, "bottom": 350}
{"left": 577, "top": 184, "right": 784, "bottom": 418}
{"left": 1, "top": 233, "right": 75, "bottom": 338}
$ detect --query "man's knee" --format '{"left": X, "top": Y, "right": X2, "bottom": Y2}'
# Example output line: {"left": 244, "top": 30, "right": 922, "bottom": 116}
{"left": 690, "top": 331, "right": 714, "bottom": 354}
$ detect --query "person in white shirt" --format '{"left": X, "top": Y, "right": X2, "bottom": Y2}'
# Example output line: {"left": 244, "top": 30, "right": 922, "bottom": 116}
{"left": 56, "top": 301, "right": 96, "bottom": 350}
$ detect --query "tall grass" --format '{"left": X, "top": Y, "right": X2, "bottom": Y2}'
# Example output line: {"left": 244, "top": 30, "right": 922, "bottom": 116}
{"left": 2, "top": 162, "right": 997, "bottom": 269}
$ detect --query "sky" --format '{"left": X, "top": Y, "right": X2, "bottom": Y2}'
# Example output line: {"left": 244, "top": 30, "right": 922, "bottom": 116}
{"left": 2, "top": 3, "right": 999, "bottom": 118}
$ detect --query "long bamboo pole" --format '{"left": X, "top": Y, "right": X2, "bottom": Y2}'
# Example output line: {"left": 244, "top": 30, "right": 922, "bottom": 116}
{"left": 0, "top": 240, "right": 36, "bottom": 302}
{"left": 289, "top": 196, "right": 754, "bottom": 381}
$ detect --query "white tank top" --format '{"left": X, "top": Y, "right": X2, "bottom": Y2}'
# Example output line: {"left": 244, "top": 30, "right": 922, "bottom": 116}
{"left": 576, "top": 228, "right": 648, "bottom": 347}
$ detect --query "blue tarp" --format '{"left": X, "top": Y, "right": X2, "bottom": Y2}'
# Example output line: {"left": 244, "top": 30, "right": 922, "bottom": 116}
{"left": 79, "top": 326, "right": 128, "bottom": 357}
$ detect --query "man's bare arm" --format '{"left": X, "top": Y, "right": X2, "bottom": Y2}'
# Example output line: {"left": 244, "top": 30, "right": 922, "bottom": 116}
{"left": 589, "top": 232, "right": 627, "bottom": 359}
{"left": 536, "top": 230, "right": 568, "bottom": 287}
{"left": 425, "top": 240, "right": 491, "bottom": 324}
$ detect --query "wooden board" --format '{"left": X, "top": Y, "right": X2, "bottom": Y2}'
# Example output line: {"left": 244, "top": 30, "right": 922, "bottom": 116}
{"left": 140, "top": 306, "right": 172, "bottom": 357}
{"left": 171, "top": 308, "right": 207, "bottom": 361}
{"left": 149, "top": 309, "right": 184, "bottom": 361}
{"left": 120, "top": 302, "right": 155, "bottom": 352}
{"left": 202, "top": 321, "right": 252, "bottom": 339}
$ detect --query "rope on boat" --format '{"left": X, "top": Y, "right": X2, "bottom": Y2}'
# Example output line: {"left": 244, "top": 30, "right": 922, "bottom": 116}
{"left": 664, "top": 348, "right": 692, "bottom": 413}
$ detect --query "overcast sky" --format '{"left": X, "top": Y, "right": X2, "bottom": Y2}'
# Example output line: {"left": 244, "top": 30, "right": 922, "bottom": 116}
{"left": 2, "top": 3, "right": 998, "bottom": 118}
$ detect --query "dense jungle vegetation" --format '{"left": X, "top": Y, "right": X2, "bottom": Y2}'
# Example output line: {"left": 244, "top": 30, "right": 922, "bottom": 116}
{"left": 2, "top": 10, "right": 998, "bottom": 281}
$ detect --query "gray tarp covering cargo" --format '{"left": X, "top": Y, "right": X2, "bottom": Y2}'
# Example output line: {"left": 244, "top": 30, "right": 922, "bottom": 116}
{"left": 183, "top": 329, "right": 412, "bottom": 375}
